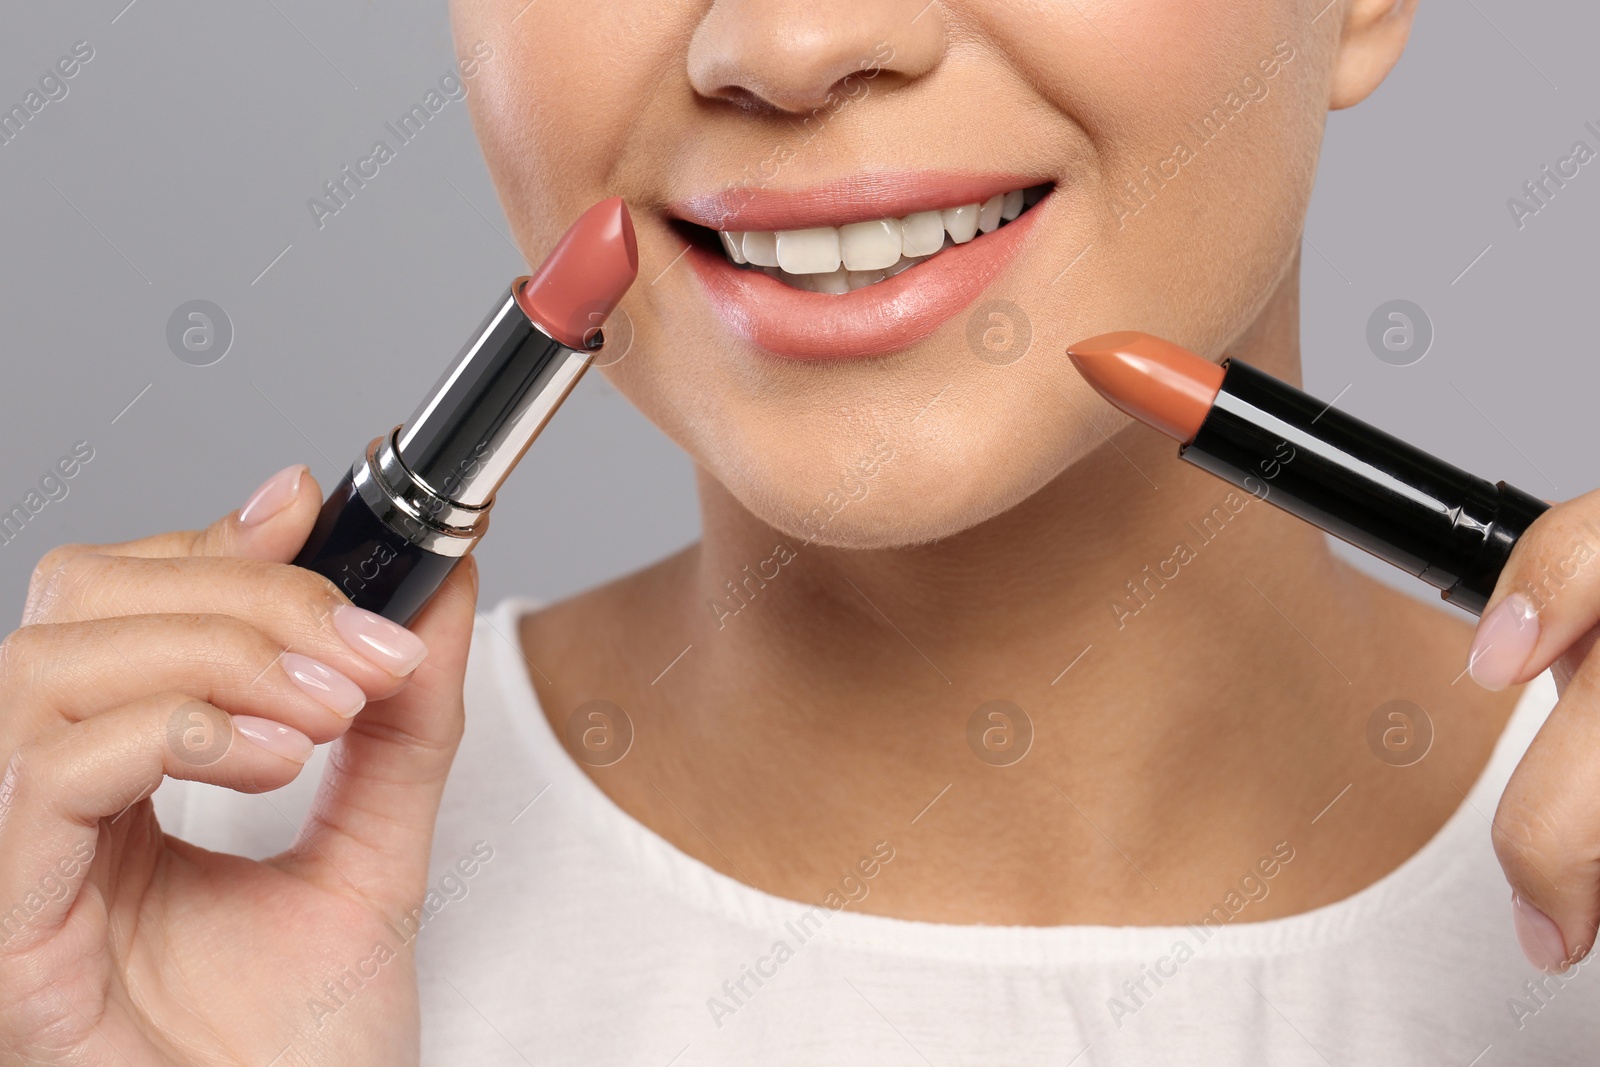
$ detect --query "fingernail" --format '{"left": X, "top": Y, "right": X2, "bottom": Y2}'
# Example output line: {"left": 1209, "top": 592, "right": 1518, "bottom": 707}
{"left": 233, "top": 715, "right": 314, "bottom": 763}
{"left": 1468, "top": 593, "right": 1539, "bottom": 691}
{"left": 1512, "top": 892, "right": 1569, "bottom": 973}
{"left": 280, "top": 652, "right": 365, "bottom": 718}
{"left": 333, "top": 604, "right": 428, "bottom": 674}
{"left": 239, "top": 465, "right": 304, "bottom": 526}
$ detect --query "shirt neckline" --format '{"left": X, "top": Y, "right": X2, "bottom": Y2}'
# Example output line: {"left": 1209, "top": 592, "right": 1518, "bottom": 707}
{"left": 484, "top": 595, "right": 1555, "bottom": 965}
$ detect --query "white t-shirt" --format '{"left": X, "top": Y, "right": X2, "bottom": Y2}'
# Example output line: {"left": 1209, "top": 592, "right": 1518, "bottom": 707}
{"left": 156, "top": 598, "right": 1600, "bottom": 1065}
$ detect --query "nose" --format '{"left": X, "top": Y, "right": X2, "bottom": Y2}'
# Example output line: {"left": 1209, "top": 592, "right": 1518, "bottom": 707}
{"left": 687, "top": 0, "right": 947, "bottom": 115}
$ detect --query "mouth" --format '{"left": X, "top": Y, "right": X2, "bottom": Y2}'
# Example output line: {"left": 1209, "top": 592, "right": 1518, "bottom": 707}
{"left": 680, "top": 182, "right": 1050, "bottom": 294}
{"left": 669, "top": 173, "right": 1055, "bottom": 360}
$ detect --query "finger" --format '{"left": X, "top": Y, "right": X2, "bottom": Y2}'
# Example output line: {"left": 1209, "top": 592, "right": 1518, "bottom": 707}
{"left": 289, "top": 555, "right": 478, "bottom": 911}
{"left": 21, "top": 552, "right": 427, "bottom": 696}
{"left": 1552, "top": 622, "right": 1600, "bottom": 693}
{"left": 1467, "top": 490, "right": 1600, "bottom": 691}
{"left": 0, "top": 693, "right": 311, "bottom": 955}
{"left": 22, "top": 464, "right": 324, "bottom": 622}
{"left": 1492, "top": 648, "right": 1600, "bottom": 972}
{"left": 0, "top": 615, "right": 385, "bottom": 749}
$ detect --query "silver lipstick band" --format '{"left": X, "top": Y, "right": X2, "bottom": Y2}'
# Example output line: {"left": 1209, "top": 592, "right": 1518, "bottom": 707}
{"left": 351, "top": 429, "right": 484, "bottom": 557}
{"left": 347, "top": 278, "right": 601, "bottom": 558}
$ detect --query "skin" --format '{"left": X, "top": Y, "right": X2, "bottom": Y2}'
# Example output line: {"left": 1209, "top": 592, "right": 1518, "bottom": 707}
{"left": 0, "top": 1, "right": 1590, "bottom": 1064}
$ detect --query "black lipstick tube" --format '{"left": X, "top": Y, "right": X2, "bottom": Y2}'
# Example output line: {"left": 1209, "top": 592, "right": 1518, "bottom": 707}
{"left": 1182, "top": 359, "right": 1549, "bottom": 616}
{"left": 292, "top": 279, "right": 601, "bottom": 624}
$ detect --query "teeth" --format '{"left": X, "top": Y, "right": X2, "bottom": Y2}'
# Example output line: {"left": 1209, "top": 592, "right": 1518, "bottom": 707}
{"left": 900, "top": 211, "right": 945, "bottom": 257}
{"left": 941, "top": 204, "right": 978, "bottom": 244}
{"left": 742, "top": 230, "right": 779, "bottom": 268}
{"left": 810, "top": 268, "right": 851, "bottom": 294}
{"left": 847, "top": 268, "right": 886, "bottom": 290}
{"left": 883, "top": 255, "right": 926, "bottom": 278}
{"left": 714, "top": 184, "right": 1048, "bottom": 292}
{"left": 775, "top": 227, "right": 842, "bottom": 274}
{"left": 977, "top": 193, "right": 1004, "bottom": 234}
{"left": 839, "top": 219, "right": 903, "bottom": 271}
{"left": 718, "top": 231, "right": 748, "bottom": 264}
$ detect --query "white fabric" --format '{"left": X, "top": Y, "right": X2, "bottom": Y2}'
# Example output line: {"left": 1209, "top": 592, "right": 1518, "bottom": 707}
{"left": 156, "top": 598, "right": 1600, "bottom": 1065}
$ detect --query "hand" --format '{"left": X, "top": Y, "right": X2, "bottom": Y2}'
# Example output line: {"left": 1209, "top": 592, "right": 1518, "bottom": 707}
{"left": 1468, "top": 488, "right": 1600, "bottom": 973}
{"left": 0, "top": 464, "right": 478, "bottom": 1066}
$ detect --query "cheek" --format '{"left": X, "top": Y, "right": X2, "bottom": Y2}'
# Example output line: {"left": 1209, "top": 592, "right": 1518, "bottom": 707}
{"left": 452, "top": 0, "right": 684, "bottom": 253}
{"left": 991, "top": 0, "right": 1329, "bottom": 344}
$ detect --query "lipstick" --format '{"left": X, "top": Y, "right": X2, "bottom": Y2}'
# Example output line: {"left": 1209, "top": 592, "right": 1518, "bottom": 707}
{"left": 1067, "top": 331, "right": 1549, "bottom": 616}
{"left": 293, "top": 196, "right": 638, "bottom": 624}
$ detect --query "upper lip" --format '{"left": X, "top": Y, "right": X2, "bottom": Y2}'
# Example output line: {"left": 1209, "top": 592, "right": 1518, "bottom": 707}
{"left": 669, "top": 171, "right": 1052, "bottom": 233}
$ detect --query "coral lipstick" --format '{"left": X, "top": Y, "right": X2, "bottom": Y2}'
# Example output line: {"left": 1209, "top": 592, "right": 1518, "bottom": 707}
{"left": 1064, "top": 331, "right": 1223, "bottom": 442}
{"left": 292, "top": 196, "right": 638, "bottom": 624}
{"left": 1068, "top": 332, "right": 1549, "bottom": 616}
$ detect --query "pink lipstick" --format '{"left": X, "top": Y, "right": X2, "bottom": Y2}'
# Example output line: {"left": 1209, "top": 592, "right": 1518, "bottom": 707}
{"left": 292, "top": 197, "right": 639, "bottom": 623}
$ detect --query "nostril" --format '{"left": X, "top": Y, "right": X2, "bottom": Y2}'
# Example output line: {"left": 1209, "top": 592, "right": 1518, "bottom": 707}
{"left": 686, "top": 0, "right": 946, "bottom": 117}
{"left": 710, "top": 85, "right": 777, "bottom": 115}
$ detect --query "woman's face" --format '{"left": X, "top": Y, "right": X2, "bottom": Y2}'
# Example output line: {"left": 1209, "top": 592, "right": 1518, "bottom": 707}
{"left": 451, "top": 0, "right": 1343, "bottom": 548}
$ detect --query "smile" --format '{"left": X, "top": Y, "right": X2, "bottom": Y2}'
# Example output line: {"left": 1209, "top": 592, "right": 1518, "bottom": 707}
{"left": 671, "top": 172, "right": 1054, "bottom": 360}
{"left": 710, "top": 183, "right": 1049, "bottom": 293}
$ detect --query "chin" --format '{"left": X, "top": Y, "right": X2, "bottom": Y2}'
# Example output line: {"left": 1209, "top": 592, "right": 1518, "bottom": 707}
{"left": 732, "top": 418, "right": 1092, "bottom": 551}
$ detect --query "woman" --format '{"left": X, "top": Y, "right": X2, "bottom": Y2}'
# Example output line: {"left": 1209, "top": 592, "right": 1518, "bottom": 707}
{"left": 4, "top": 0, "right": 1597, "bottom": 1062}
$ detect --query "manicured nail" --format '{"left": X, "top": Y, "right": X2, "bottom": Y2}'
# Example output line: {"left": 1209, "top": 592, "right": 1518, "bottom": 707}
{"left": 1512, "top": 892, "right": 1569, "bottom": 973}
{"left": 1468, "top": 593, "right": 1539, "bottom": 691}
{"left": 239, "top": 465, "right": 304, "bottom": 526}
{"left": 233, "top": 715, "right": 314, "bottom": 763}
{"left": 333, "top": 604, "right": 428, "bottom": 674}
{"left": 280, "top": 652, "right": 365, "bottom": 718}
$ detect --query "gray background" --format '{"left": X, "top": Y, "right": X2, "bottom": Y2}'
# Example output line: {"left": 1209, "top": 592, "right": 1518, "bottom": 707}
{"left": 0, "top": 0, "right": 1591, "bottom": 617}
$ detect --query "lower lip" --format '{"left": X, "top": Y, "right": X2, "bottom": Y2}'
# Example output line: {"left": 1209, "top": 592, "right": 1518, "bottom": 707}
{"left": 683, "top": 200, "right": 1047, "bottom": 361}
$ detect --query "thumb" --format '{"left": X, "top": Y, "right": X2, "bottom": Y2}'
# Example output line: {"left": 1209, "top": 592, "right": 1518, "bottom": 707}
{"left": 289, "top": 553, "right": 479, "bottom": 910}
